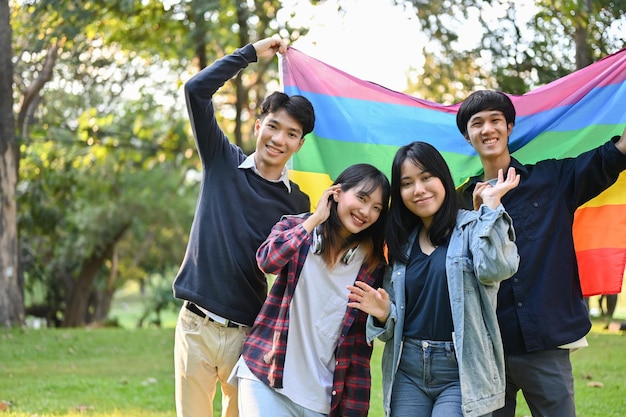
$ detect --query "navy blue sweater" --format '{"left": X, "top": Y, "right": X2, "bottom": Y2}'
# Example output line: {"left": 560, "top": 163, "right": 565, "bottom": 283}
{"left": 173, "top": 44, "right": 310, "bottom": 326}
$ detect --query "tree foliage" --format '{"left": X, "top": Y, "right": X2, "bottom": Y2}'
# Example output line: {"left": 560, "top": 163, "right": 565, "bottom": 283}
{"left": 9, "top": 0, "right": 307, "bottom": 327}
{"left": 399, "top": 0, "right": 626, "bottom": 102}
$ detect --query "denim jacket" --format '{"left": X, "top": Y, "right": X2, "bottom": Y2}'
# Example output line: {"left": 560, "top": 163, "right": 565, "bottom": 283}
{"left": 367, "top": 204, "right": 519, "bottom": 417}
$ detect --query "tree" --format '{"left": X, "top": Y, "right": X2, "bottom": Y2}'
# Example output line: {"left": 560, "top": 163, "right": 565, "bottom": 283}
{"left": 531, "top": 0, "right": 626, "bottom": 71}
{"left": 181, "top": 0, "right": 310, "bottom": 151}
{"left": 398, "top": 0, "right": 504, "bottom": 102}
{"left": 398, "top": 0, "right": 626, "bottom": 100}
{"left": 9, "top": 0, "right": 310, "bottom": 327}
{"left": 11, "top": 0, "right": 199, "bottom": 326}
{"left": 0, "top": 0, "right": 23, "bottom": 327}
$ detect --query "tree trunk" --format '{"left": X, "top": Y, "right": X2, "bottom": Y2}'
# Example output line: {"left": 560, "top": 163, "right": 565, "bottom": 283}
{"left": 573, "top": 24, "right": 589, "bottom": 69}
{"left": 234, "top": 2, "right": 250, "bottom": 149}
{"left": 573, "top": 0, "right": 593, "bottom": 70}
{"left": 0, "top": 0, "right": 23, "bottom": 328}
{"left": 61, "top": 247, "right": 111, "bottom": 327}
{"left": 17, "top": 38, "right": 63, "bottom": 140}
{"left": 61, "top": 224, "right": 128, "bottom": 327}
{"left": 91, "top": 246, "right": 119, "bottom": 323}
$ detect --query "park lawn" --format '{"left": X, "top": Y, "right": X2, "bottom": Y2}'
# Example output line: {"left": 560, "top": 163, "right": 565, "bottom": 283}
{"left": 0, "top": 328, "right": 176, "bottom": 417}
{"left": 564, "top": 323, "right": 626, "bottom": 417}
{"left": 1, "top": 321, "right": 625, "bottom": 417}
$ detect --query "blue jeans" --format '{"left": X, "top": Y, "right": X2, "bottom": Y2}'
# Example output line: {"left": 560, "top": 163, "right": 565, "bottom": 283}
{"left": 390, "top": 338, "right": 464, "bottom": 417}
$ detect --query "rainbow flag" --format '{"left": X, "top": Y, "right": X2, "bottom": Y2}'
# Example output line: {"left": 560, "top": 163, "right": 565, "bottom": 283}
{"left": 280, "top": 47, "right": 626, "bottom": 296}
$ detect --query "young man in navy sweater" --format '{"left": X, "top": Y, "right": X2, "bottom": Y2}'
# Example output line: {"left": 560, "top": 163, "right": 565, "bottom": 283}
{"left": 173, "top": 37, "right": 315, "bottom": 417}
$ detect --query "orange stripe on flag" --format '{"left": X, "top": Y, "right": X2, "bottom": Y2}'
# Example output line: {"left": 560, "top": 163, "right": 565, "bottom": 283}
{"left": 573, "top": 204, "right": 626, "bottom": 251}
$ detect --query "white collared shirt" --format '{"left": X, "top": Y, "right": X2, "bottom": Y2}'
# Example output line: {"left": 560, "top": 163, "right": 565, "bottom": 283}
{"left": 238, "top": 153, "right": 292, "bottom": 192}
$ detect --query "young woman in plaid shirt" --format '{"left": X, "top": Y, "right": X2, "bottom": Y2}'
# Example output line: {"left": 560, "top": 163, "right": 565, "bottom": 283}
{"left": 230, "top": 163, "right": 390, "bottom": 417}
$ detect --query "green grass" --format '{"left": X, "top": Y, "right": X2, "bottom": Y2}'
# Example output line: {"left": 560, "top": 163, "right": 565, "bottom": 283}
{"left": 1, "top": 295, "right": 625, "bottom": 416}
{"left": 0, "top": 328, "right": 176, "bottom": 417}
{"left": 563, "top": 324, "right": 626, "bottom": 417}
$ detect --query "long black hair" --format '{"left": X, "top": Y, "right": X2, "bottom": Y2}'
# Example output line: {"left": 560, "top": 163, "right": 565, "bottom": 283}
{"left": 319, "top": 163, "right": 390, "bottom": 272}
{"left": 386, "top": 142, "right": 460, "bottom": 264}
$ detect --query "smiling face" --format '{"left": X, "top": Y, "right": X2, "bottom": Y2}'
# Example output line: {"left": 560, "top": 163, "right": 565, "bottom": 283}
{"left": 334, "top": 183, "right": 384, "bottom": 237}
{"left": 465, "top": 109, "right": 513, "bottom": 162}
{"left": 399, "top": 159, "right": 445, "bottom": 229}
{"left": 253, "top": 108, "right": 305, "bottom": 180}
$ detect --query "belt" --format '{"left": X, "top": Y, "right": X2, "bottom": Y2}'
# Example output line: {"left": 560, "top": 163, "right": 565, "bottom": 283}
{"left": 185, "top": 302, "right": 242, "bottom": 328}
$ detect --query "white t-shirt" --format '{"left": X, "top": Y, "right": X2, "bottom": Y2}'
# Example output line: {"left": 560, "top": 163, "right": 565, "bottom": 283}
{"left": 280, "top": 245, "right": 364, "bottom": 414}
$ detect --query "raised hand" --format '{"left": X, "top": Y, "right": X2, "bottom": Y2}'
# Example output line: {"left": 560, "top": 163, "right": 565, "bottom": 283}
{"left": 472, "top": 167, "right": 520, "bottom": 210}
{"left": 302, "top": 184, "right": 342, "bottom": 233}
{"left": 252, "top": 37, "right": 288, "bottom": 60}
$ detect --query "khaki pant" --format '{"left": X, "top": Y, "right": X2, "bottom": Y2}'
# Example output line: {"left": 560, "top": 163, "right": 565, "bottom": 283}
{"left": 175, "top": 305, "right": 249, "bottom": 417}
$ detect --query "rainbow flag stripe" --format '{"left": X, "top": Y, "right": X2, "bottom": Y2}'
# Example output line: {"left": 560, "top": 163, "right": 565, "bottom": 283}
{"left": 281, "top": 47, "right": 626, "bottom": 296}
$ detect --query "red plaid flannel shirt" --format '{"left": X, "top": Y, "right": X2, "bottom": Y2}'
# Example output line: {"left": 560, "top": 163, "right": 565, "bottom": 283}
{"left": 242, "top": 214, "right": 384, "bottom": 417}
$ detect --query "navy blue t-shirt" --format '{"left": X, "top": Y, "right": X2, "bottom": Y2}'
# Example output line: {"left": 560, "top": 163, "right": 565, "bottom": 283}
{"left": 403, "top": 233, "right": 454, "bottom": 341}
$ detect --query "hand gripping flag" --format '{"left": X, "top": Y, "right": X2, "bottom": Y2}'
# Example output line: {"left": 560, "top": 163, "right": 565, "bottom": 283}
{"left": 280, "top": 47, "right": 626, "bottom": 296}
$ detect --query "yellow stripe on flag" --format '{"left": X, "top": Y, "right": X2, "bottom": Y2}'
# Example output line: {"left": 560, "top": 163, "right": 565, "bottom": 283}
{"left": 578, "top": 172, "right": 626, "bottom": 208}
{"left": 289, "top": 170, "right": 333, "bottom": 211}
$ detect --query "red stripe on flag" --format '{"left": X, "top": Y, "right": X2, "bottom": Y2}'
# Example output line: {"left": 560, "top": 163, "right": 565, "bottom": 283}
{"left": 574, "top": 203, "right": 626, "bottom": 296}
{"left": 576, "top": 248, "right": 626, "bottom": 297}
